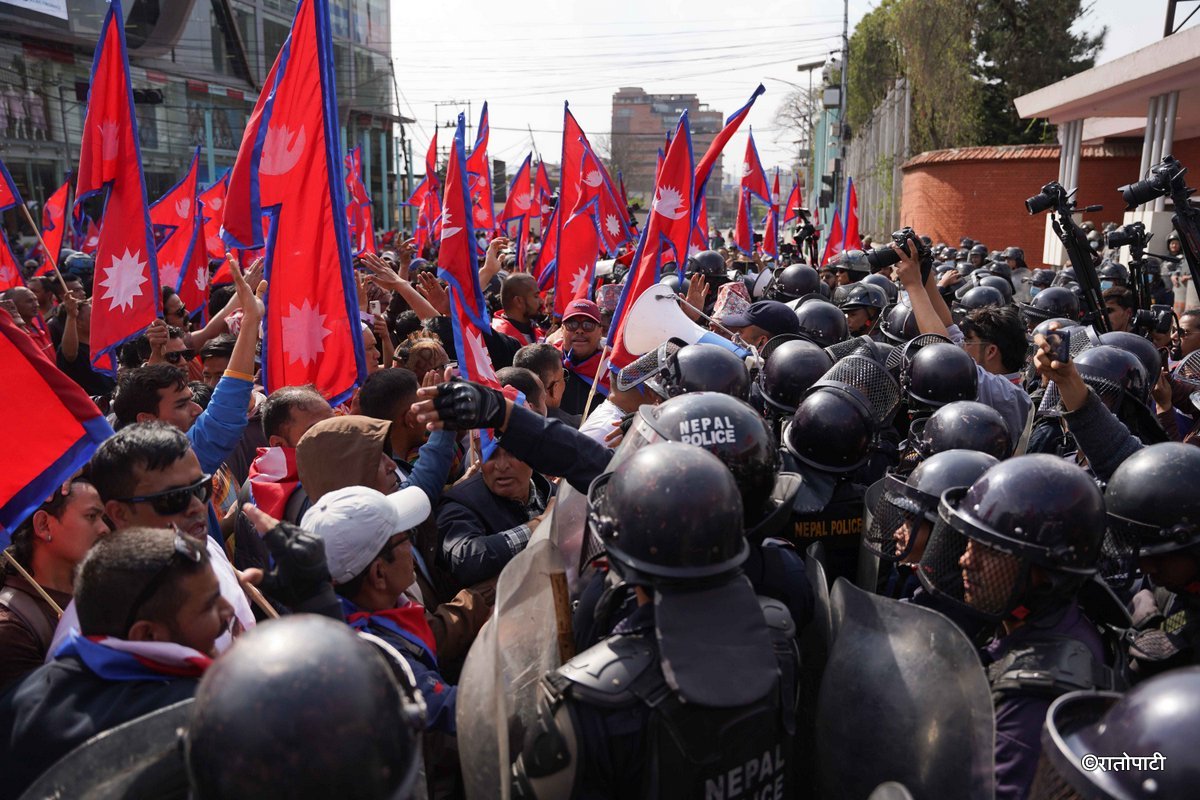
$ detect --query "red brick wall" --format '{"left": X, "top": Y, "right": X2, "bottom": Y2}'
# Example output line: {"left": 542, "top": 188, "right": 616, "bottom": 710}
{"left": 894, "top": 139, "right": 1200, "bottom": 261}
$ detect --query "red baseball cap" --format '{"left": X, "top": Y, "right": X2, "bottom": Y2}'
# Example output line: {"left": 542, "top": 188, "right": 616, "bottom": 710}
{"left": 563, "top": 298, "right": 602, "bottom": 323}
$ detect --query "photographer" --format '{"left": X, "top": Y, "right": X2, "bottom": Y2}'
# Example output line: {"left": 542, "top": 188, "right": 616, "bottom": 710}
{"left": 1103, "top": 287, "right": 1137, "bottom": 333}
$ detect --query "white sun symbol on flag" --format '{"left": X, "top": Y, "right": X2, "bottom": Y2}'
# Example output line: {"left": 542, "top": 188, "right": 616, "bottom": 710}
{"left": 207, "top": 197, "right": 223, "bottom": 211}
{"left": 652, "top": 186, "right": 686, "bottom": 220}
{"left": 583, "top": 170, "right": 603, "bottom": 188}
{"left": 569, "top": 269, "right": 587, "bottom": 297}
{"left": 158, "top": 262, "right": 180, "bottom": 289}
{"left": 0, "top": 264, "right": 15, "bottom": 284}
{"left": 474, "top": 205, "right": 489, "bottom": 224}
{"left": 261, "top": 124, "right": 306, "bottom": 176}
{"left": 99, "top": 248, "right": 148, "bottom": 311}
{"left": 514, "top": 193, "right": 531, "bottom": 212}
{"left": 194, "top": 264, "right": 208, "bottom": 292}
{"left": 605, "top": 213, "right": 620, "bottom": 238}
{"left": 441, "top": 209, "right": 462, "bottom": 240}
{"left": 741, "top": 161, "right": 752, "bottom": 177}
{"left": 280, "top": 299, "right": 332, "bottom": 367}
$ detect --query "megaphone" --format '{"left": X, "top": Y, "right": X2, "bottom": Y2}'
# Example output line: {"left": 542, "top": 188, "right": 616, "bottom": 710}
{"left": 622, "top": 284, "right": 750, "bottom": 358}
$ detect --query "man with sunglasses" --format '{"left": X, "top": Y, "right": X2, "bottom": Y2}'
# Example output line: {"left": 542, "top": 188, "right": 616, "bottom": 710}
{"left": 46, "top": 423, "right": 257, "bottom": 659}
{"left": 0, "top": 527, "right": 232, "bottom": 797}
{"left": 554, "top": 298, "right": 608, "bottom": 418}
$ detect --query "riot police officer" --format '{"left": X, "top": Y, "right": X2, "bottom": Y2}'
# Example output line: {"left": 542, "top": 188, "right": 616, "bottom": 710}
{"left": 917, "top": 455, "right": 1118, "bottom": 800}
{"left": 835, "top": 282, "right": 889, "bottom": 337}
{"left": 685, "top": 250, "right": 730, "bottom": 314}
{"left": 751, "top": 339, "right": 833, "bottom": 436}
{"left": 512, "top": 443, "right": 798, "bottom": 799}
{"left": 766, "top": 263, "right": 821, "bottom": 303}
{"left": 832, "top": 249, "right": 870, "bottom": 286}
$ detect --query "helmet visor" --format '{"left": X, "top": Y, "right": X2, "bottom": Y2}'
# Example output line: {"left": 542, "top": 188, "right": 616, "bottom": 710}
{"left": 606, "top": 407, "right": 667, "bottom": 471}
{"left": 916, "top": 489, "right": 1027, "bottom": 622}
{"left": 863, "top": 473, "right": 935, "bottom": 563}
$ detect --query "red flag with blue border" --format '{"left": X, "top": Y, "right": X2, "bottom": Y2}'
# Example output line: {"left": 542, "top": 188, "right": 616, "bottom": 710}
{"left": 73, "top": 0, "right": 160, "bottom": 375}
{"left": 38, "top": 179, "right": 70, "bottom": 276}
{"left": 0, "top": 159, "right": 26, "bottom": 291}
{"left": 345, "top": 146, "right": 377, "bottom": 256}
{"left": 221, "top": 0, "right": 365, "bottom": 404}
{"left": 150, "top": 148, "right": 207, "bottom": 317}
{"left": 0, "top": 307, "right": 113, "bottom": 548}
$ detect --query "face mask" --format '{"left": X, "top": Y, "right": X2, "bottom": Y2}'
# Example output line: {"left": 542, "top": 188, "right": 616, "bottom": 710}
{"left": 1100, "top": 281, "right": 1113, "bottom": 291}
{"left": 1030, "top": 286, "right": 1041, "bottom": 297}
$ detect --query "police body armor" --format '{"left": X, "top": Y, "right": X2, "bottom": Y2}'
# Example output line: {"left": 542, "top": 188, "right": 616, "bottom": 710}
{"left": 986, "top": 631, "right": 1118, "bottom": 704}
{"left": 519, "top": 598, "right": 798, "bottom": 800}
{"left": 780, "top": 450, "right": 867, "bottom": 585}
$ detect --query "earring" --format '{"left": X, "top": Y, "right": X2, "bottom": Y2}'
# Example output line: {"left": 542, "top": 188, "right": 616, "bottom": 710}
{"left": 42, "top": 534, "right": 52, "bottom": 543}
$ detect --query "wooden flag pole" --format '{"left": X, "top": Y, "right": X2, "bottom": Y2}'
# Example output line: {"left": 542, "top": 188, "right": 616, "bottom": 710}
{"left": 17, "top": 203, "right": 69, "bottom": 294}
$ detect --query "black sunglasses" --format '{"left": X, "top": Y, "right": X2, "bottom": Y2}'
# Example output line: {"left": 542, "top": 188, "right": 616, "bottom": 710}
{"left": 115, "top": 473, "right": 213, "bottom": 516}
{"left": 167, "top": 305, "right": 187, "bottom": 317}
{"left": 122, "top": 529, "right": 205, "bottom": 634}
{"left": 164, "top": 349, "right": 196, "bottom": 364}
{"left": 563, "top": 318, "right": 599, "bottom": 332}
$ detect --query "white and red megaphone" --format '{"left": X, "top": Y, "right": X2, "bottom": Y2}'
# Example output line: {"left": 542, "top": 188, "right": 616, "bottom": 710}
{"left": 621, "top": 284, "right": 750, "bottom": 358}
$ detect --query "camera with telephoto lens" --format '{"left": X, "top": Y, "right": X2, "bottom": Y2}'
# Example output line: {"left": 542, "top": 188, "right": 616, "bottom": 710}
{"left": 1130, "top": 304, "right": 1176, "bottom": 338}
{"left": 1105, "top": 221, "right": 1149, "bottom": 254}
{"left": 1025, "top": 181, "right": 1069, "bottom": 215}
{"left": 1119, "top": 155, "right": 1189, "bottom": 209}
{"left": 865, "top": 226, "right": 930, "bottom": 272}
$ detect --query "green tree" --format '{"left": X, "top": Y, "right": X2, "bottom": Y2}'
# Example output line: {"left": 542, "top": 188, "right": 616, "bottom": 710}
{"left": 974, "top": 0, "right": 1107, "bottom": 144}
{"left": 847, "top": 1, "right": 900, "bottom": 133}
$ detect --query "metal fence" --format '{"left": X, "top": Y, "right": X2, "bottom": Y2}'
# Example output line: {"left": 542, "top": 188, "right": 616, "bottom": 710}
{"left": 845, "top": 78, "right": 911, "bottom": 242}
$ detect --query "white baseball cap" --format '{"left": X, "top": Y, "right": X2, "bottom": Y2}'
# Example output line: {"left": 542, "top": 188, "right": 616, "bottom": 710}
{"left": 300, "top": 485, "right": 431, "bottom": 584}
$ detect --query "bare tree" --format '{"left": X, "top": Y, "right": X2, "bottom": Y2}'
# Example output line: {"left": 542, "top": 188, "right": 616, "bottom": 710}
{"left": 773, "top": 87, "right": 821, "bottom": 174}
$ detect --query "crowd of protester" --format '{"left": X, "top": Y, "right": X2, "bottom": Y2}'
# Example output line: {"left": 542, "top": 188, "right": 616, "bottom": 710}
{"left": 1, "top": 212, "right": 1199, "bottom": 800}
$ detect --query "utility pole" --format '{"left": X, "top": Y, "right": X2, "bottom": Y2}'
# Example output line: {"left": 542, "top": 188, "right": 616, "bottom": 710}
{"left": 838, "top": 0, "right": 850, "bottom": 207}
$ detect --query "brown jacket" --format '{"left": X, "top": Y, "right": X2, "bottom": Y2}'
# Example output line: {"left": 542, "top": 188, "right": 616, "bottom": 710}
{"left": 0, "top": 573, "right": 70, "bottom": 693}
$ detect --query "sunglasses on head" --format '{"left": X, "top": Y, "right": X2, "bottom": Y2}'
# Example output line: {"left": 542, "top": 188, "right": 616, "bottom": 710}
{"left": 163, "top": 349, "right": 196, "bottom": 364}
{"left": 563, "top": 318, "right": 599, "bottom": 333}
{"left": 115, "top": 473, "right": 213, "bottom": 516}
{"left": 122, "top": 529, "right": 205, "bottom": 633}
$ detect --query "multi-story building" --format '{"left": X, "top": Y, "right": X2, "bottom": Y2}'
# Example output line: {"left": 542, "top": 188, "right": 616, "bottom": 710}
{"left": 610, "top": 87, "right": 725, "bottom": 223}
{"left": 0, "top": 0, "right": 407, "bottom": 241}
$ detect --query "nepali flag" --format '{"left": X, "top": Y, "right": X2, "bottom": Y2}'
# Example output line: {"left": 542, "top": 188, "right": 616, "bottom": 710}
{"left": 821, "top": 208, "right": 845, "bottom": 265}
{"left": 535, "top": 205, "right": 557, "bottom": 290}
{"left": 466, "top": 102, "right": 496, "bottom": 241}
{"left": 405, "top": 131, "right": 439, "bottom": 209}
{"left": 53, "top": 632, "right": 211, "bottom": 680}
{"left": 555, "top": 143, "right": 605, "bottom": 317}
{"left": 79, "top": 216, "right": 101, "bottom": 255}
{"left": 762, "top": 169, "right": 780, "bottom": 260}
{"left": 38, "top": 179, "right": 70, "bottom": 276}
{"left": 0, "top": 306, "right": 113, "bottom": 548}
{"left": 345, "top": 146, "right": 376, "bottom": 256}
{"left": 608, "top": 112, "right": 694, "bottom": 371}
{"left": 782, "top": 178, "right": 803, "bottom": 225}
{"left": 543, "top": 104, "right": 630, "bottom": 274}
{"left": 0, "top": 159, "right": 25, "bottom": 291}
{"left": 843, "top": 177, "right": 863, "bottom": 251}
{"left": 222, "top": 0, "right": 365, "bottom": 404}
{"left": 691, "top": 83, "right": 764, "bottom": 244}
{"left": 200, "top": 168, "right": 230, "bottom": 259}
{"left": 733, "top": 131, "right": 768, "bottom": 254}
{"left": 74, "top": 0, "right": 160, "bottom": 375}
{"left": 413, "top": 189, "right": 441, "bottom": 258}
{"left": 689, "top": 195, "right": 709, "bottom": 256}
{"left": 617, "top": 170, "right": 637, "bottom": 234}
{"left": 438, "top": 114, "right": 508, "bottom": 459}
{"left": 500, "top": 153, "right": 533, "bottom": 271}
{"left": 534, "top": 159, "right": 553, "bottom": 234}
{"left": 150, "top": 148, "right": 207, "bottom": 318}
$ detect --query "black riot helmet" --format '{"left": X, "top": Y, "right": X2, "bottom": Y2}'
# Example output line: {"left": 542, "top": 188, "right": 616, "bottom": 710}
{"left": 864, "top": 449, "right": 999, "bottom": 563}
{"left": 834, "top": 248, "right": 871, "bottom": 280}
{"left": 1105, "top": 442, "right": 1200, "bottom": 559}
{"left": 186, "top": 615, "right": 424, "bottom": 800}
{"left": 878, "top": 302, "right": 920, "bottom": 344}
{"left": 955, "top": 285, "right": 1006, "bottom": 313}
{"left": 1098, "top": 260, "right": 1129, "bottom": 288}
{"left": 903, "top": 342, "right": 979, "bottom": 412}
{"left": 918, "top": 455, "right": 1106, "bottom": 622}
{"left": 657, "top": 343, "right": 751, "bottom": 400}
{"left": 768, "top": 263, "right": 821, "bottom": 302}
{"left": 590, "top": 441, "right": 746, "bottom": 584}
{"left": 861, "top": 272, "right": 899, "bottom": 304}
{"left": 1030, "top": 317, "right": 1074, "bottom": 340}
{"left": 910, "top": 400, "right": 1013, "bottom": 460}
{"left": 976, "top": 274, "right": 1014, "bottom": 303}
{"left": 1020, "top": 286, "right": 1081, "bottom": 328}
{"left": 1001, "top": 246, "right": 1027, "bottom": 270}
{"left": 686, "top": 249, "right": 727, "bottom": 278}
{"left": 613, "top": 392, "right": 778, "bottom": 522}
{"left": 784, "top": 386, "right": 874, "bottom": 474}
{"left": 1030, "top": 668, "right": 1200, "bottom": 800}
{"left": 791, "top": 299, "right": 849, "bottom": 348}
{"left": 1097, "top": 331, "right": 1161, "bottom": 397}
{"left": 968, "top": 244, "right": 988, "bottom": 264}
{"left": 752, "top": 339, "right": 833, "bottom": 419}
{"left": 658, "top": 272, "right": 689, "bottom": 296}
{"left": 836, "top": 282, "right": 889, "bottom": 313}
{"left": 1073, "top": 345, "right": 1150, "bottom": 410}
{"left": 960, "top": 237, "right": 976, "bottom": 250}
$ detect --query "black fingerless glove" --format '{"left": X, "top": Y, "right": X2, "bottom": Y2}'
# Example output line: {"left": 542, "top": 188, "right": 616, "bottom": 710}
{"left": 260, "top": 521, "right": 340, "bottom": 618}
{"left": 431, "top": 379, "right": 507, "bottom": 430}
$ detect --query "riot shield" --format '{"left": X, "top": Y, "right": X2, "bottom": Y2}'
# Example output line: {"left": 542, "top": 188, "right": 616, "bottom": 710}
{"left": 816, "top": 580, "right": 995, "bottom": 800}
{"left": 457, "top": 512, "right": 577, "bottom": 800}
{"left": 806, "top": 541, "right": 833, "bottom": 648}
{"left": 19, "top": 699, "right": 192, "bottom": 800}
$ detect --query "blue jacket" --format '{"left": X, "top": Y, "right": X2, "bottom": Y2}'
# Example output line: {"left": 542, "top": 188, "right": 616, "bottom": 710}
{"left": 190, "top": 374, "right": 252, "bottom": 542}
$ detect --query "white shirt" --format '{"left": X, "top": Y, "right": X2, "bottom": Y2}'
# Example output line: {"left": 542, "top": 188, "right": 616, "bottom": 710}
{"left": 578, "top": 399, "right": 625, "bottom": 447}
